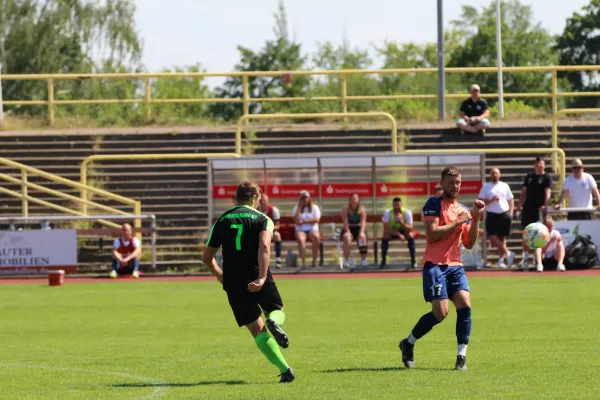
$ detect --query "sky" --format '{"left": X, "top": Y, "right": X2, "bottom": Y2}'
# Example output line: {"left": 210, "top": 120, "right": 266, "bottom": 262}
{"left": 135, "top": 0, "right": 590, "bottom": 75}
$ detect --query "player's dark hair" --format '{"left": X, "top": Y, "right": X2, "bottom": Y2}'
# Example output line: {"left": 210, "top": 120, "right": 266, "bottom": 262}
{"left": 348, "top": 193, "right": 361, "bottom": 213}
{"left": 235, "top": 181, "right": 261, "bottom": 204}
{"left": 441, "top": 166, "right": 460, "bottom": 182}
{"left": 535, "top": 156, "right": 544, "bottom": 163}
{"left": 392, "top": 197, "right": 401, "bottom": 203}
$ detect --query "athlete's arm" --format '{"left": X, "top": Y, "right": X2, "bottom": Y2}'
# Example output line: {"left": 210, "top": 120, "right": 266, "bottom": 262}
{"left": 248, "top": 230, "right": 271, "bottom": 292}
{"left": 518, "top": 186, "right": 527, "bottom": 211}
{"left": 360, "top": 206, "right": 367, "bottom": 235}
{"left": 463, "top": 201, "right": 485, "bottom": 249}
{"left": 544, "top": 187, "right": 551, "bottom": 211}
{"left": 341, "top": 205, "right": 350, "bottom": 233}
{"left": 123, "top": 242, "right": 141, "bottom": 263}
{"left": 202, "top": 246, "right": 223, "bottom": 283}
{"left": 424, "top": 218, "right": 463, "bottom": 243}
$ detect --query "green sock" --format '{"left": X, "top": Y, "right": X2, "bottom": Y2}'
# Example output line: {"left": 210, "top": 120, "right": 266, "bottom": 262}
{"left": 269, "top": 310, "right": 286, "bottom": 326}
{"left": 254, "top": 332, "right": 289, "bottom": 373}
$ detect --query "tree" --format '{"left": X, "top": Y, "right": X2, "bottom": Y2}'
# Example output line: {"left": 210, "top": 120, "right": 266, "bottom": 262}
{"left": 555, "top": 0, "right": 600, "bottom": 107}
{"left": 211, "top": 0, "right": 309, "bottom": 121}
{"left": 0, "top": 0, "right": 142, "bottom": 115}
{"left": 448, "top": 0, "right": 558, "bottom": 107}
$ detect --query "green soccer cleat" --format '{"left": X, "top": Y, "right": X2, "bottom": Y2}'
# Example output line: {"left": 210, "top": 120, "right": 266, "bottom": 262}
{"left": 266, "top": 318, "right": 289, "bottom": 349}
{"left": 279, "top": 368, "right": 295, "bottom": 383}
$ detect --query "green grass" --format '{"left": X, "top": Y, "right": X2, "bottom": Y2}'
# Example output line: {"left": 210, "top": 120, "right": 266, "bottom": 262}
{"left": 0, "top": 276, "right": 599, "bottom": 399}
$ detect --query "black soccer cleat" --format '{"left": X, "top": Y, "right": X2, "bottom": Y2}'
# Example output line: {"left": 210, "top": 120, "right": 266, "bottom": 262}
{"left": 266, "top": 318, "right": 289, "bottom": 349}
{"left": 455, "top": 355, "right": 467, "bottom": 370}
{"left": 399, "top": 339, "right": 415, "bottom": 369}
{"left": 279, "top": 368, "right": 295, "bottom": 383}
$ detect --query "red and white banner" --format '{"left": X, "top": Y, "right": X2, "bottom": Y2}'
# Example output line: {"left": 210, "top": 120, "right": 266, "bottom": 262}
{"left": 376, "top": 182, "right": 428, "bottom": 197}
{"left": 213, "top": 181, "right": 482, "bottom": 199}
{"left": 322, "top": 183, "right": 373, "bottom": 198}
{"left": 0, "top": 230, "right": 78, "bottom": 274}
{"left": 268, "top": 184, "right": 318, "bottom": 198}
{"left": 212, "top": 185, "right": 239, "bottom": 199}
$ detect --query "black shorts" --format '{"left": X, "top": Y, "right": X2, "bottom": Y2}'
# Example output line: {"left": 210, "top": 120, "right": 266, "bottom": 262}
{"left": 542, "top": 256, "right": 558, "bottom": 270}
{"left": 567, "top": 212, "right": 593, "bottom": 221}
{"left": 521, "top": 207, "right": 543, "bottom": 229}
{"left": 226, "top": 282, "right": 283, "bottom": 327}
{"left": 485, "top": 211, "right": 512, "bottom": 237}
{"left": 340, "top": 226, "right": 362, "bottom": 241}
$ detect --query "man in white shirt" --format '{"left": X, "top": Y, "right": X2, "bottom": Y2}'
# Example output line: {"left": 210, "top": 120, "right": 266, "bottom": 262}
{"left": 110, "top": 223, "right": 142, "bottom": 278}
{"left": 380, "top": 197, "right": 417, "bottom": 269}
{"left": 555, "top": 159, "right": 600, "bottom": 220}
{"left": 534, "top": 216, "right": 566, "bottom": 272}
{"left": 478, "top": 168, "right": 515, "bottom": 268}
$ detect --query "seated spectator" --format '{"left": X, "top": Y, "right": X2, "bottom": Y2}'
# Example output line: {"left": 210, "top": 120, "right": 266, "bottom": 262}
{"left": 258, "top": 193, "right": 283, "bottom": 268}
{"left": 456, "top": 84, "right": 491, "bottom": 135}
{"left": 534, "top": 216, "right": 566, "bottom": 272}
{"left": 341, "top": 193, "right": 368, "bottom": 268}
{"left": 292, "top": 190, "right": 321, "bottom": 267}
{"left": 380, "top": 197, "right": 418, "bottom": 269}
{"left": 110, "top": 223, "right": 141, "bottom": 278}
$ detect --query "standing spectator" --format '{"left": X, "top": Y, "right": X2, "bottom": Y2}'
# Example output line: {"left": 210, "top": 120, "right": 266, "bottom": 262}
{"left": 478, "top": 168, "right": 515, "bottom": 268}
{"left": 534, "top": 216, "right": 566, "bottom": 272}
{"left": 110, "top": 223, "right": 141, "bottom": 278}
{"left": 341, "top": 193, "right": 368, "bottom": 268}
{"left": 292, "top": 190, "right": 321, "bottom": 267}
{"left": 258, "top": 194, "right": 283, "bottom": 268}
{"left": 517, "top": 157, "right": 552, "bottom": 270}
{"left": 380, "top": 197, "right": 418, "bottom": 269}
{"left": 456, "top": 84, "right": 491, "bottom": 135}
{"left": 555, "top": 159, "right": 600, "bottom": 220}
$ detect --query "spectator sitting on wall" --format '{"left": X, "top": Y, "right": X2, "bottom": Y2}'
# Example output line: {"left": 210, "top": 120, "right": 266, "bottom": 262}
{"left": 555, "top": 158, "right": 600, "bottom": 220}
{"left": 456, "top": 84, "right": 491, "bottom": 135}
{"left": 258, "top": 193, "right": 283, "bottom": 268}
{"left": 534, "top": 216, "right": 566, "bottom": 272}
{"left": 110, "top": 223, "right": 141, "bottom": 278}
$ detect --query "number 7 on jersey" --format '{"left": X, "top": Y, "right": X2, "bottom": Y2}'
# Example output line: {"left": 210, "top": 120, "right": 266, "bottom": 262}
{"left": 230, "top": 224, "right": 244, "bottom": 250}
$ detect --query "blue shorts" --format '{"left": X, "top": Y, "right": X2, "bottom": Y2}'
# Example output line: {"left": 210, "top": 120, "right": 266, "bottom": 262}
{"left": 422, "top": 262, "right": 470, "bottom": 302}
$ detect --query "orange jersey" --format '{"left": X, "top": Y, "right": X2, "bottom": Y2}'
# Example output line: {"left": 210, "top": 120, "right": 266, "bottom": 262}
{"left": 422, "top": 196, "right": 471, "bottom": 266}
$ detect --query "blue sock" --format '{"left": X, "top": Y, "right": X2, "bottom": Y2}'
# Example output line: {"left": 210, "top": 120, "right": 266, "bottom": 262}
{"left": 407, "top": 237, "right": 416, "bottom": 264}
{"left": 275, "top": 241, "right": 282, "bottom": 258}
{"left": 456, "top": 307, "right": 472, "bottom": 345}
{"left": 410, "top": 312, "right": 441, "bottom": 341}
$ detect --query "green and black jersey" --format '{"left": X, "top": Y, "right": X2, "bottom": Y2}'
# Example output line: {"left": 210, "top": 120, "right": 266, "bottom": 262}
{"left": 207, "top": 205, "right": 275, "bottom": 290}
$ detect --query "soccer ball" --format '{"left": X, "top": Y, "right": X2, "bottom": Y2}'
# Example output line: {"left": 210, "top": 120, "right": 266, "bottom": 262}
{"left": 523, "top": 222, "right": 550, "bottom": 249}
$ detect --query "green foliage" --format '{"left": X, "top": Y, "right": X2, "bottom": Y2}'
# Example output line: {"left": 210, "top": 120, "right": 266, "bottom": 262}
{"left": 448, "top": 0, "right": 558, "bottom": 108}
{"left": 555, "top": 0, "right": 600, "bottom": 108}
{"left": 0, "top": 0, "right": 142, "bottom": 117}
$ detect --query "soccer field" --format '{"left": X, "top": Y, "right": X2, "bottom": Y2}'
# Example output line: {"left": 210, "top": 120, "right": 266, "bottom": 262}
{"left": 1, "top": 275, "right": 599, "bottom": 400}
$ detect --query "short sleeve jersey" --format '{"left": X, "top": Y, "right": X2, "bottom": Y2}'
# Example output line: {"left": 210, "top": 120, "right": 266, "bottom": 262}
{"left": 207, "top": 205, "right": 274, "bottom": 290}
{"left": 422, "top": 196, "right": 471, "bottom": 266}
{"left": 523, "top": 172, "right": 553, "bottom": 209}
{"left": 460, "top": 98, "right": 489, "bottom": 117}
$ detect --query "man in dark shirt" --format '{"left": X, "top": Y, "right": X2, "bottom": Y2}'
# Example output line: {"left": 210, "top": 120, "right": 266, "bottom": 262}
{"left": 517, "top": 157, "right": 553, "bottom": 272}
{"left": 456, "top": 84, "right": 491, "bottom": 135}
{"left": 202, "top": 180, "right": 295, "bottom": 383}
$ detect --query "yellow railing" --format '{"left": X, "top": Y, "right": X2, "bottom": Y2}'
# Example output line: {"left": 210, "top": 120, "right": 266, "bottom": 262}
{"left": 236, "top": 112, "right": 398, "bottom": 154}
{"left": 0, "top": 157, "right": 138, "bottom": 229}
{"left": 404, "top": 148, "right": 567, "bottom": 189}
{"left": 2, "top": 66, "right": 600, "bottom": 125}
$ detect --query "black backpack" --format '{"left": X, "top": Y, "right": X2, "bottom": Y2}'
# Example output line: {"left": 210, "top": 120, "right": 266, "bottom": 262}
{"left": 564, "top": 234, "right": 597, "bottom": 270}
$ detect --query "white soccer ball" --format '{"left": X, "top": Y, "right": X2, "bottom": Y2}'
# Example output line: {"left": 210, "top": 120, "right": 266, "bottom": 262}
{"left": 523, "top": 222, "right": 550, "bottom": 249}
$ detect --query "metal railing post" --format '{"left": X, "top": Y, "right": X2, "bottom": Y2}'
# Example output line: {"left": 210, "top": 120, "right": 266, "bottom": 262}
{"left": 340, "top": 75, "right": 347, "bottom": 114}
{"left": 551, "top": 70, "right": 559, "bottom": 173}
{"left": 47, "top": 78, "right": 55, "bottom": 126}
{"left": 144, "top": 77, "right": 152, "bottom": 122}
{"left": 21, "top": 170, "right": 28, "bottom": 216}
{"left": 242, "top": 75, "right": 249, "bottom": 125}
{"left": 134, "top": 201, "right": 142, "bottom": 241}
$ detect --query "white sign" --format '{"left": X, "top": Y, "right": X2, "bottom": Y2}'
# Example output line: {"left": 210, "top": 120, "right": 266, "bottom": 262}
{"left": 0, "top": 229, "right": 77, "bottom": 273}
{"left": 553, "top": 220, "right": 600, "bottom": 262}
